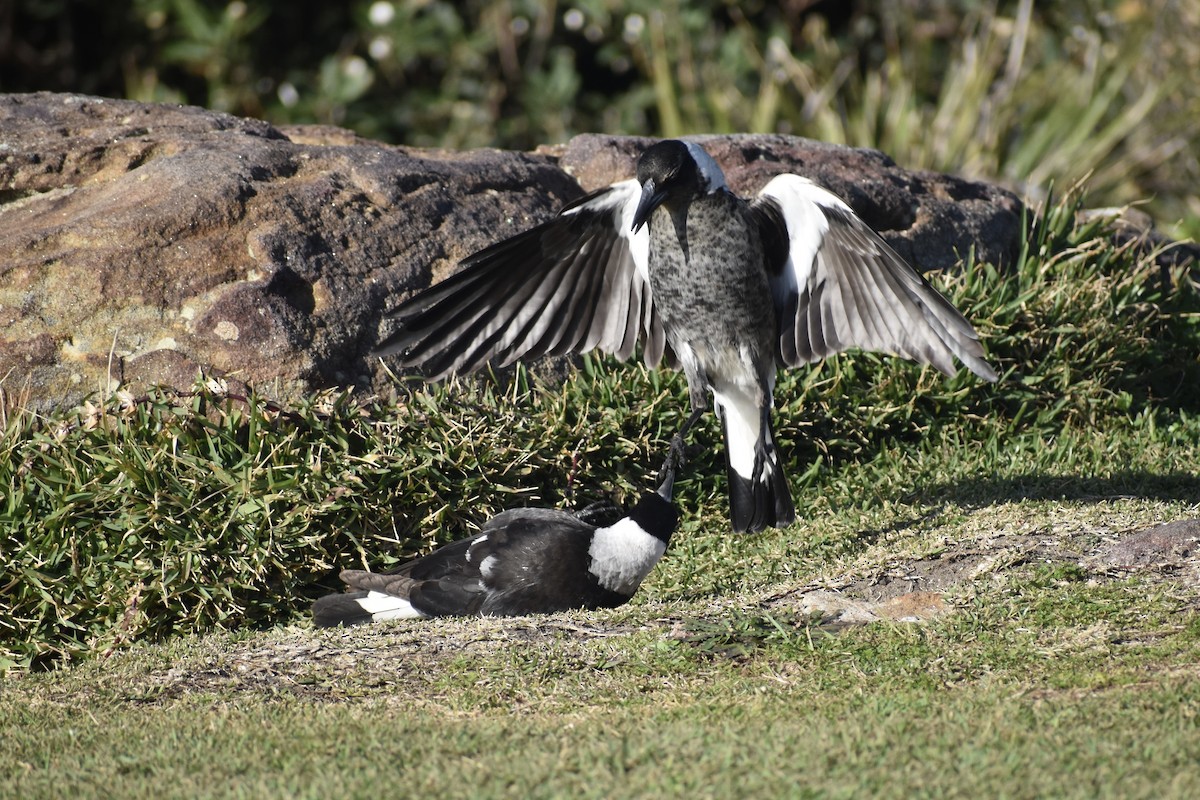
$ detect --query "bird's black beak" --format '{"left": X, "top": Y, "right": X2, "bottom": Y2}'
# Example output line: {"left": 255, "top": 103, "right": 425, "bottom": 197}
{"left": 631, "top": 178, "right": 666, "bottom": 233}
{"left": 655, "top": 462, "right": 676, "bottom": 502}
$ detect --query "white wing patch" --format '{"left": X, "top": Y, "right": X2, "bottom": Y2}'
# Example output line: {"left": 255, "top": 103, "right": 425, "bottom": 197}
{"left": 758, "top": 172, "right": 997, "bottom": 382}
{"left": 588, "top": 517, "right": 667, "bottom": 594}
{"left": 563, "top": 179, "right": 650, "bottom": 284}
{"left": 757, "top": 174, "right": 839, "bottom": 296}
{"left": 465, "top": 534, "right": 489, "bottom": 563}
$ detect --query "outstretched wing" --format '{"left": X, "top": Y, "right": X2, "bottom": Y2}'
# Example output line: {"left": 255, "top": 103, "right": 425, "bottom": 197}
{"left": 753, "top": 174, "right": 997, "bottom": 382}
{"left": 375, "top": 181, "right": 673, "bottom": 379}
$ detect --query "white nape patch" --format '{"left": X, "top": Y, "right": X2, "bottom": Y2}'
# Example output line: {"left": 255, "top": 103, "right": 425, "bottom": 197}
{"left": 713, "top": 385, "right": 771, "bottom": 482}
{"left": 757, "top": 174, "right": 843, "bottom": 295}
{"left": 465, "top": 533, "right": 489, "bottom": 563}
{"left": 588, "top": 518, "right": 667, "bottom": 594}
{"left": 356, "top": 590, "right": 426, "bottom": 620}
{"left": 563, "top": 180, "right": 650, "bottom": 283}
{"left": 478, "top": 554, "right": 499, "bottom": 580}
{"left": 681, "top": 141, "right": 728, "bottom": 193}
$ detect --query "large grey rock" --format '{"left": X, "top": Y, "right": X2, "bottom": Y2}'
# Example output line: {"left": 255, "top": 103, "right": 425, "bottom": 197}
{"left": 2, "top": 92, "right": 1025, "bottom": 412}
{"left": 0, "top": 93, "right": 581, "bottom": 410}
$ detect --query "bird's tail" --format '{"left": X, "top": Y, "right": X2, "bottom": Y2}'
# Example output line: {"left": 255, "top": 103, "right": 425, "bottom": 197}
{"left": 716, "top": 390, "right": 796, "bottom": 533}
{"left": 312, "top": 590, "right": 424, "bottom": 628}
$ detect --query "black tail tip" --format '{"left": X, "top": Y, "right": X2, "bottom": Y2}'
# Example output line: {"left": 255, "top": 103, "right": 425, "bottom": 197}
{"left": 728, "top": 470, "right": 796, "bottom": 533}
{"left": 312, "top": 592, "right": 373, "bottom": 628}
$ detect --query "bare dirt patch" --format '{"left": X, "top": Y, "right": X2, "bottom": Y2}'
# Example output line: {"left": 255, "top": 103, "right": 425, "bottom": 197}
{"left": 766, "top": 517, "right": 1200, "bottom": 626}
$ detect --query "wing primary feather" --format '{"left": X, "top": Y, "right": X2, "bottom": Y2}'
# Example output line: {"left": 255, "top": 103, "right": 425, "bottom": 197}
{"left": 763, "top": 177, "right": 995, "bottom": 381}
{"left": 534, "top": 236, "right": 610, "bottom": 357}
{"left": 375, "top": 183, "right": 661, "bottom": 377}
{"left": 412, "top": 256, "right": 564, "bottom": 377}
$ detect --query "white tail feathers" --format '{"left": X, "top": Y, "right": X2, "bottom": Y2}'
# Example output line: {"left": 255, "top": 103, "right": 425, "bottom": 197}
{"left": 355, "top": 590, "right": 426, "bottom": 621}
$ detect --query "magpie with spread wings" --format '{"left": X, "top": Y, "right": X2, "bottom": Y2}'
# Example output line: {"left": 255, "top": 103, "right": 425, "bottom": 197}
{"left": 376, "top": 140, "right": 997, "bottom": 532}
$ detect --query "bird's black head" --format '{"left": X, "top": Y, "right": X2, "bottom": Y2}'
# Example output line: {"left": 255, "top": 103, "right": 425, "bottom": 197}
{"left": 628, "top": 491, "right": 679, "bottom": 545}
{"left": 631, "top": 140, "right": 726, "bottom": 233}
{"left": 625, "top": 462, "right": 679, "bottom": 544}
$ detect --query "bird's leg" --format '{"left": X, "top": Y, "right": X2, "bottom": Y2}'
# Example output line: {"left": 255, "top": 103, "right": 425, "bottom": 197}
{"left": 672, "top": 393, "right": 705, "bottom": 455}
{"left": 658, "top": 370, "right": 710, "bottom": 479}
{"left": 660, "top": 401, "right": 705, "bottom": 479}
{"left": 750, "top": 404, "right": 772, "bottom": 484}
{"left": 674, "top": 404, "right": 706, "bottom": 450}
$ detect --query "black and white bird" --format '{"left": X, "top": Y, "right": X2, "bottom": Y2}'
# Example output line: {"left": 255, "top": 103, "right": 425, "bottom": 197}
{"left": 376, "top": 139, "right": 997, "bottom": 533}
{"left": 311, "top": 468, "right": 679, "bottom": 626}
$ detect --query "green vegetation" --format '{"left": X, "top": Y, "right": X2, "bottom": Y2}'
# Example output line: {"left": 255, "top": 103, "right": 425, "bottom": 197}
{"left": 4, "top": 1, "right": 1198, "bottom": 236}
{"left": 4, "top": 2, "right": 1200, "bottom": 795}
{"left": 3, "top": 189, "right": 1198, "bottom": 673}
{"left": 3, "top": 156, "right": 1199, "bottom": 800}
{"left": 2, "top": 533, "right": 1199, "bottom": 796}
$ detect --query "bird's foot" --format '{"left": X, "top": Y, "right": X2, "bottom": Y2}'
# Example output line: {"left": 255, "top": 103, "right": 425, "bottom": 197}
{"left": 657, "top": 433, "right": 688, "bottom": 482}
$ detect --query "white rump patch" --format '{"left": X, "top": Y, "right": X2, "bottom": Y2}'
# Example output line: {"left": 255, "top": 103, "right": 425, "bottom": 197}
{"left": 356, "top": 590, "right": 426, "bottom": 620}
{"left": 587, "top": 518, "right": 667, "bottom": 594}
{"left": 713, "top": 381, "right": 774, "bottom": 483}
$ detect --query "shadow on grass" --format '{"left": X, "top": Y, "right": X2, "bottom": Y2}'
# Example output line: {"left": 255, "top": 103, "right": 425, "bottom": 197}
{"left": 926, "top": 470, "right": 1200, "bottom": 507}
{"left": 835, "top": 470, "right": 1200, "bottom": 556}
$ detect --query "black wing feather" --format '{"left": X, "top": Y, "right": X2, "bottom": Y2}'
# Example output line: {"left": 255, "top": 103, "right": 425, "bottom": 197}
{"left": 375, "top": 182, "right": 670, "bottom": 379}
{"left": 753, "top": 176, "right": 997, "bottom": 382}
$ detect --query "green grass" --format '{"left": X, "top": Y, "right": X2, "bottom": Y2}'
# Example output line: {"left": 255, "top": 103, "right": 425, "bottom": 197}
{"left": 3, "top": 192, "right": 1200, "bottom": 795}
{"left": 2, "top": 568, "right": 1198, "bottom": 797}
{"left": 7, "top": 4, "right": 1200, "bottom": 792}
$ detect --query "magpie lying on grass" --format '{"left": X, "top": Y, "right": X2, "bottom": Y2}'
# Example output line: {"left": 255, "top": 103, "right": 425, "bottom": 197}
{"left": 376, "top": 139, "right": 997, "bottom": 533}
{"left": 312, "top": 467, "right": 678, "bottom": 626}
